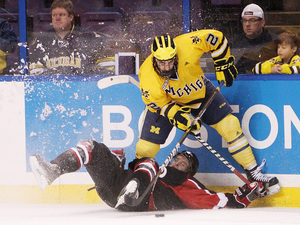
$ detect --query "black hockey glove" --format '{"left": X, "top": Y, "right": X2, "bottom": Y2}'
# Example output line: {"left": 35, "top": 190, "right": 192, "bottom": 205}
{"left": 214, "top": 55, "right": 238, "bottom": 87}
{"left": 233, "top": 182, "right": 266, "bottom": 208}
{"left": 170, "top": 106, "right": 201, "bottom": 132}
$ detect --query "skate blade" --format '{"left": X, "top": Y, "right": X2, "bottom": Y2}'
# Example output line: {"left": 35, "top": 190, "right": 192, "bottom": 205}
{"left": 266, "top": 183, "right": 281, "bottom": 196}
{"left": 29, "top": 156, "right": 49, "bottom": 191}
{"left": 115, "top": 180, "right": 139, "bottom": 208}
{"left": 115, "top": 195, "right": 125, "bottom": 208}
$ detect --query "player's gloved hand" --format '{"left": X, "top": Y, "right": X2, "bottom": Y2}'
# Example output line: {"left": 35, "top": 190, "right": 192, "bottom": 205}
{"left": 234, "top": 182, "right": 265, "bottom": 208}
{"left": 255, "top": 181, "right": 267, "bottom": 198}
{"left": 191, "top": 126, "right": 201, "bottom": 137}
{"left": 169, "top": 106, "right": 201, "bottom": 132}
{"left": 214, "top": 55, "right": 238, "bottom": 87}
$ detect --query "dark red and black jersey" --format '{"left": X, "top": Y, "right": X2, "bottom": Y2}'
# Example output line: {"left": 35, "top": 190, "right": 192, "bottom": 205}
{"left": 151, "top": 167, "right": 230, "bottom": 210}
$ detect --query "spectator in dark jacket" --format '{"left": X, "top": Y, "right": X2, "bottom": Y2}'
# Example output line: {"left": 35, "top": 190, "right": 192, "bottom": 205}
{"left": 28, "top": 0, "right": 114, "bottom": 75}
{"left": 231, "top": 3, "right": 277, "bottom": 74}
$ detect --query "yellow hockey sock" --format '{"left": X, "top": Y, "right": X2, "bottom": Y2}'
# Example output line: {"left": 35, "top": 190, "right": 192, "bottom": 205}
{"left": 135, "top": 139, "right": 160, "bottom": 159}
{"left": 211, "top": 114, "right": 256, "bottom": 169}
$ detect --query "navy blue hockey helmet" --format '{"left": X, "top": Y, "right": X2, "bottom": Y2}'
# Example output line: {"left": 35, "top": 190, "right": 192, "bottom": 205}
{"left": 177, "top": 150, "right": 199, "bottom": 176}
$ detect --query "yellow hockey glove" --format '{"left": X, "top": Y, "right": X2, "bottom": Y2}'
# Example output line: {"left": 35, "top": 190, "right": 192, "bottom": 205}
{"left": 214, "top": 55, "right": 238, "bottom": 87}
{"left": 169, "top": 106, "right": 201, "bottom": 132}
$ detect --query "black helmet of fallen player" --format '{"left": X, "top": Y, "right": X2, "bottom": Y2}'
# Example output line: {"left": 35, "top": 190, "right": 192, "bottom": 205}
{"left": 151, "top": 35, "right": 178, "bottom": 80}
{"left": 177, "top": 150, "right": 199, "bottom": 176}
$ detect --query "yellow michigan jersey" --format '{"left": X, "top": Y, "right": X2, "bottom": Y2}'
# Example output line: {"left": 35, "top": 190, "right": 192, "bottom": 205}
{"left": 252, "top": 55, "right": 300, "bottom": 74}
{"left": 138, "top": 29, "right": 232, "bottom": 118}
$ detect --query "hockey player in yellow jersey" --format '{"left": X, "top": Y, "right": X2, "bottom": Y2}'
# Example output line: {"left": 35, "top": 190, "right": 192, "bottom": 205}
{"left": 136, "top": 30, "right": 280, "bottom": 196}
{"left": 253, "top": 31, "right": 300, "bottom": 74}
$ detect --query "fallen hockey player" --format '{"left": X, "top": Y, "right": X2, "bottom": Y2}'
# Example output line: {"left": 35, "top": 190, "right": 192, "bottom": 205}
{"left": 29, "top": 139, "right": 266, "bottom": 211}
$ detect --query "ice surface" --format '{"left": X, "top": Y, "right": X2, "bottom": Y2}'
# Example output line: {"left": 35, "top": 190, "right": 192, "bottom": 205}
{"left": 1, "top": 204, "right": 300, "bottom": 225}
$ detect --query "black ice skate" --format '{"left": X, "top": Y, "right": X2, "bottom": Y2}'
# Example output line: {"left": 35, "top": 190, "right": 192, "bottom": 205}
{"left": 115, "top": 178, "right": 140, "bottom": 208}
{"left": 245, "top": 159, "right": 280, "bottom": 196}
{"left": 29, "top": 154, "right": 61, "bottom": 190}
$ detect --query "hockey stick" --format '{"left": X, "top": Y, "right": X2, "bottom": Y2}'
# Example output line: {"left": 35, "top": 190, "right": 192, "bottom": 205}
{"left": 97, "top": 75, "right": 139, "bottom": 89}
{"left": 193, "top": 136, "right": 282, "bottom": 196}
{"left": 193, "top": 134, "right": 251, "bottom": 185}
{"left": 121, "top": 81, "right": 225, "bottom": 207}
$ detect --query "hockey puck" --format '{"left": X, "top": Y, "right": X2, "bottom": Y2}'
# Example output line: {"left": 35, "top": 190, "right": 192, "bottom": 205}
{"left": 155, "top": 214, "right": 165, "bottom": 217}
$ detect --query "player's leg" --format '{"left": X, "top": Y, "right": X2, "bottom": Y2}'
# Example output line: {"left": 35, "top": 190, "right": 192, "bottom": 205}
{"left": 29, "top": 139, "right": 129, "bottom": 205}
{"left": 198, "top": 80, "right": 279, "bottom": 195}
{"left": 210, "top": 114, "right": 279, "bottom": 194}
{"left": 116, "top": 157, "right": 159, "bottom": 210}
{"left": 136, "top": 108, "right": 173, "bottom": 159}
{"left": 29, "top": 140, "right": 97, "bottom": 191}
{"left": 210, "top": 114, "right": 256, "bottom": 169}
{"left": 83, "top": 141, "right": 130, "bottom": 208}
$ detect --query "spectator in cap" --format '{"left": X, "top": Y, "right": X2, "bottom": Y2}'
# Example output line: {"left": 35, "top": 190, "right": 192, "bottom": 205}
{"left": 231, "top": 3, "right": 277, "bottom": 74}
{"left": 241, "top": 3, "right": 265, "bottom": 39}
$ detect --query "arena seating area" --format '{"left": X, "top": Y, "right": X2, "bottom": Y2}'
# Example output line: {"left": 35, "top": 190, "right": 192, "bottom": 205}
{"left": 0, "top": 0, "right": 300, "bottom": 74}
{"left": 2, "top": 0, "right": 300, "bottom": 43}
